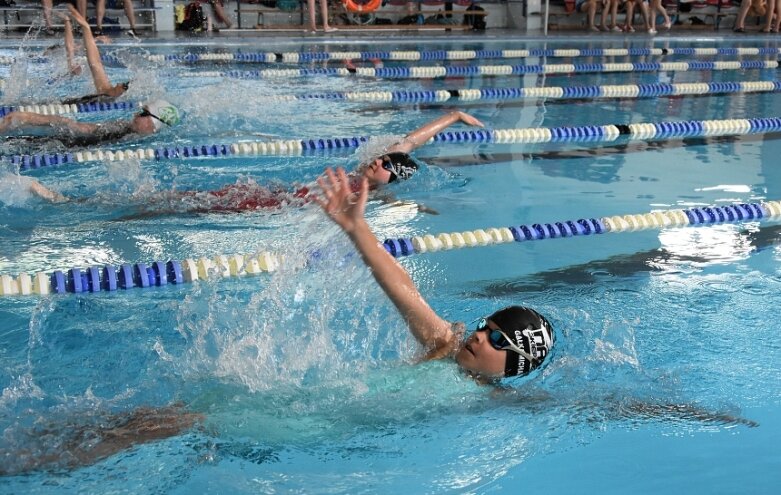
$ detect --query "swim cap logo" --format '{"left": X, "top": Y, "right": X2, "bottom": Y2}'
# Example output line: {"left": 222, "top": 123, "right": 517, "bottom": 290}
{"left": 157, "top": 106, "right": 180, "bottom": 126}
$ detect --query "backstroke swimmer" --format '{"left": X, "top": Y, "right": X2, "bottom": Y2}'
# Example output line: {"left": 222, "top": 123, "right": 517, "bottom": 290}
{"left": 15, "top": 110, "right": 482, "bottom": 213}
{"left": 0, "top": 99, "right": 180, "bottom": 148}
{"left": 0, "top": 166, "right": 758, "bottom": 474}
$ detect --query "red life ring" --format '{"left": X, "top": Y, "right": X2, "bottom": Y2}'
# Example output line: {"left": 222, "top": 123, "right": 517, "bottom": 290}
{"left": 342, "top": 0, "right": 382, "bottom": 13}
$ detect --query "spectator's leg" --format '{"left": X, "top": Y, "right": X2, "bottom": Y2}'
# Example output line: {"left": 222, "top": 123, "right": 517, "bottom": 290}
{"left": 762, "top": 0, "right": 774, "bottom": 30}
{"left": 623, "top": 0, "right": 636, "bottom": 30}
{"left": 636, "top": 0, "right": 651, "bottom": 30}
{"left": 122, "top": 0, "right": 137, "bottom": 31}
{"left": 76, "top": 0, "right": 87, "bottom": 19}
{"left": 320, "top": 0, "right": 335, "bottom": 31}
{"left": 210, "top": 0, "right": 232, "bottom": 28}
{"left": 610, "top": 0, "right": 620, "bottom": 29}
{"left": 733, "top": 0, "right": 751, "bottom": 30}
{"left": 95, "top": 0, "right": 105, "bottom": 33}
{"left": 42, "top": 0, "right": 55, "bottom": 30}
{"left": 306, "top": 0, "right": 317, "bottom": 30}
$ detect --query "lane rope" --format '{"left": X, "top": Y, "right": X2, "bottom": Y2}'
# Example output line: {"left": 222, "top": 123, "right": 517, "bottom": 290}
{"left": 1, "top": 199, "right": 778, "bottom": 297}
{"left": 4, "top": 47, "right": 781, "bottom": 67}
{"left": 8, "top": 116, "right": 781, "bottom": 170}
{"left": 4, "top": 79, "right": 781, "bottom": 116}
{"left": 177, "top": 60, "right": 779, "bottom": 81}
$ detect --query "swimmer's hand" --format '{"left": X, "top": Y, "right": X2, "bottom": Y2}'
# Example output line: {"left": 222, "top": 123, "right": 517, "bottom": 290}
{"left": 315, "top": 167, "right": 368, "bottom": 234}
{"left": 29, "top": 180, "right": 68, "bottom": 203}
{"left": 95, "top": 35, "right": 112, "bottom": 44}
{"left": 456, "top": 111, "right": 484, "bottom": 128}
{"left": 417, "top": 203, "right": 439, "bottom": 215}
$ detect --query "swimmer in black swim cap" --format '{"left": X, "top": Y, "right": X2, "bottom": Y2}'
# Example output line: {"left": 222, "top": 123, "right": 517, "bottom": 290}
{"left": 357, "top": 111, "right": 483, "bottom": 187}
{"left": 316, "top": 167, "right": 555, "bottom": 381}
{"left": 458, "top": 306, "right": 554, "bottom": 377}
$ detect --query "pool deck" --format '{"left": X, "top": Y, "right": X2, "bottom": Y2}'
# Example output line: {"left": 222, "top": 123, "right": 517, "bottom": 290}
{"left": 1, "top": 27, "right": 778, "bottom": 47}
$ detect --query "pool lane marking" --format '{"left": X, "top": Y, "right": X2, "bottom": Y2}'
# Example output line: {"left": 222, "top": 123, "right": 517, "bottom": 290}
{"left": 8, "top": 116, "right": 781, "bottom": 170}
{"left": 1, "top": 200, "right": 780, "bottom": 297}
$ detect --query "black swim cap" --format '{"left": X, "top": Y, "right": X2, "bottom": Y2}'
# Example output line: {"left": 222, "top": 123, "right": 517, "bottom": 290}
{"left": 487, "top": 306, "right": 554, "bottom": 377}
{"left": 384, "top": 152, "right": 419, "bottom": 183}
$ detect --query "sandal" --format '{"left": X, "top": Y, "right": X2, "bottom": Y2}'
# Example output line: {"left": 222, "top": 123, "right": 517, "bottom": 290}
{"left": 732, "top": 27, "right": 745, "bottom": 33}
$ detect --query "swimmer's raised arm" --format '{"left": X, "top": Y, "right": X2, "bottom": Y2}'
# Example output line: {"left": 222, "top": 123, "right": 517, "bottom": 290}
{"left": 28, "top": 179, "right": 68, "bottom": 203}
{"left": 66, "top": 5, "right": 117, "bottom": 96}
{"left": 390, "top": 111, "right": 484, "bottom": 154}
{"left": 316, "top": 167, "right": 457, "bottom": 356}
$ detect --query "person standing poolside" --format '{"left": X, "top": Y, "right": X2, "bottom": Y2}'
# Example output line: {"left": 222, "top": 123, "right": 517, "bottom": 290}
{"left": 0, "top": 99, "right": 180, "bottom": 147}
{"left": 315, "top": 166, "right": 555, "bottom": 380}
{"left": 306, "top": 0, "right": 336, "bottom": 32}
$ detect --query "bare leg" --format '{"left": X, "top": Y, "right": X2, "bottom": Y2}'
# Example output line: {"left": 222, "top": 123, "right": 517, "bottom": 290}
{"left": 122, "top": 0, "right": 137, "bottom": 32}
{"left": 210, "top": 0, "right": 232, "bottom": 28}
{"left": 307, "top": 0, "right": 317, "bottom": 31}
{"left": 623, "top": 0, "right": 636, "bottom": 30}
{"left": 76, "top": 0, "right": 87, "bottom": 19}
{"left": 41, "top": 0, "right": 54, "bottom": 30}
{"left": 95, "top": 0, "right": 106, "bottom": 33}
{"left": 0, "top": 404, "right": 203, "bottom": 475}
{"left": 762, "top": 0, "right": 775, "bottom": 30}
{"left": 773, "top": 0, "right": 781, "bottom": 30}
{"left": 320, "top": 0, "right": 335, "bottom": 31}
{"left": 734, "top": 0, "right": 751, "bottom": 29}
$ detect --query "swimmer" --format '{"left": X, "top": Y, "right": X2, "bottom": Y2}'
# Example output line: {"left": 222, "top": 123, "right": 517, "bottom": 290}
{"left": 113, "top": 110, "right": 482, "bottom": 217}
{"left": 61, "top": 4, "right": 131, "bottom": 105}
{"left": 0, "top": 99, "right": 180, "bottom": 147}
{"left": 316, "top": 166, "right": 554, "bottom": 380}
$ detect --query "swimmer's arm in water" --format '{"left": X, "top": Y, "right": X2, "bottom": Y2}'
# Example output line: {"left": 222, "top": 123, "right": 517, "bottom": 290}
{"left": 0, "top": 111, "right": 98, "bottom": 136}
{"left": 374, "top": 191, "right": 440, "bottom": 215}
{"left": 66, "top": 5, "right": 114, "bottom": 95}
{"left": 28, "top": 179, "right": 68, "bottom": 203}
{"left": 390, "top": 111, "right": 484, "bottom": 154}
{"left": 316, "top": 167, "right": 456, "bottom": 356}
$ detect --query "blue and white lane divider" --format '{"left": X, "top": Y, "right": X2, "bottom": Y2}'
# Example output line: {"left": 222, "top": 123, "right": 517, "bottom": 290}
{"left": 2, "top": 199, "right": 780, "bottom": 297}
{"left": 9, "top": 116, "right": 781, "bottom": 170}
{"left": 381, "top": 200, "right": 781, "bottom": 258}
{"left": 141, "top": 47, "right": 781, "bottom": 64}
{"left": 237, "top": 80, "right": 781, "bottom": 103}
{"left": 5, "top": 79, "right": 781, "bottom": 115}
{"left": 183, "top": 60, "right": 779, "bottom": 80}
{"left": 4, "top": 47, "right": 781, "bottom": 66}
{"left": 0, "top": 101, "right": 138, "bottom": 118}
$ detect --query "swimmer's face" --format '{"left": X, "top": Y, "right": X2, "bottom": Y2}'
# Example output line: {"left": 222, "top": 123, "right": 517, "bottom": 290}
{"left": 360, "top": 157, "right": 393, "bottom": 187}
{"left": 131, "top": 113, "right": 157, "bottom": 135}
{"left": 454, "top": 319, "right": 507, "bottom": 378}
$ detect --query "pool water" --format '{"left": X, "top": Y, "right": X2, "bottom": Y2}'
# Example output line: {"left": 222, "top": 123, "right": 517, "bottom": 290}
{"left": 1, "top": 34, "right": 781, "bottom": 493}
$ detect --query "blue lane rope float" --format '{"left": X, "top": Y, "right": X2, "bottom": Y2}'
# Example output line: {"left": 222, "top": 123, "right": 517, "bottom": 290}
{"left": 238, "top": 79, "right": 781, "bottom": 103}
{"left": 382, "top": 200, "right": 781, "bottom": 258}
{"left": 0, "top": 100, "right": 139, "bottom": 118}
{"left": 2, "top": 199, "right": 780, "bottom": 297}
{"left": 8, "top": 116, "right": 781, "bottom": 170}
{"left": 7, "top": 79, "right": 781, "bottom": 113}
{"left": 181, "top": 60, "right": 780, "bottom": 81}
{"left": 4, "top": 47, "right": 781, "bottom": 67}
{"left": 141, "top": 47, "right": 781, "bottom": 64}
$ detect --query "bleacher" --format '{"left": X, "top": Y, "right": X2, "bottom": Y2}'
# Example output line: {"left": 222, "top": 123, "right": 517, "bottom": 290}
{"left": 0, "top": 0, "right": 158, "bottom": 32}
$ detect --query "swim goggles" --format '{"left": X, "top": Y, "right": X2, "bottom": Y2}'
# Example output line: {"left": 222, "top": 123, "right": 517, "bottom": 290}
{"left": 380, "top": 155, "right": 400, "bottom": 182}
{"left": 475, "top": 318, "right": 539, "bottom": 365}
{"left": 138, "top": 108, "right": 171, "bottom": 127}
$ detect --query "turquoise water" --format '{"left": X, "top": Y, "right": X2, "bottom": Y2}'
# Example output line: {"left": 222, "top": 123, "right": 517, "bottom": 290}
{"left": 1, "top": 34, "right": 781, "bottom": 493}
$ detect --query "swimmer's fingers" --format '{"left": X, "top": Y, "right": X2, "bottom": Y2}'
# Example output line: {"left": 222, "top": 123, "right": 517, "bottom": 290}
{"left": 459, "top": 112, "right": 484, "bottom": 128}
